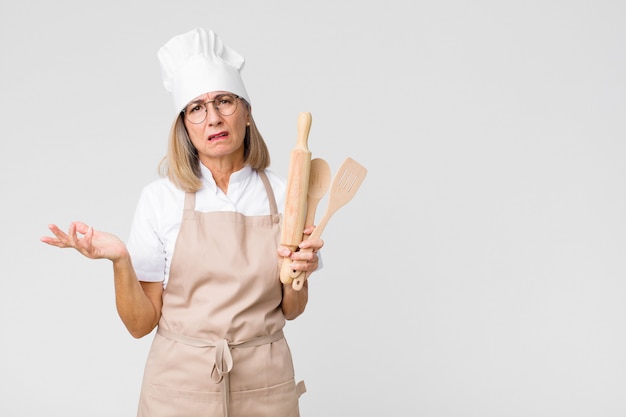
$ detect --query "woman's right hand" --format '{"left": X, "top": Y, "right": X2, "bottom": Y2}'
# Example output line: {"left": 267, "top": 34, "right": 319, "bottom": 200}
{"left": 41, "top": 221, "right": 129, "bottom": 262}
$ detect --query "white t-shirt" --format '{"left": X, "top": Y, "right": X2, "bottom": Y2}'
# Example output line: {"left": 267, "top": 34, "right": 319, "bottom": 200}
{"left": 126, "top": 163, "right": 287, "bottom": 287}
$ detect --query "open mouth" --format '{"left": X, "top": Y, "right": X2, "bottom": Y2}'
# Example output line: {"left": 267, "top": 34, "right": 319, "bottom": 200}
{"left": 208, "top": 132, "right": 228, "bottom": 141}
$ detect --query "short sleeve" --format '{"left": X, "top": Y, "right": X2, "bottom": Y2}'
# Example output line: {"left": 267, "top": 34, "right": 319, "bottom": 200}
{"left": 126, "top": 185, "right": 167, "bottom": 283}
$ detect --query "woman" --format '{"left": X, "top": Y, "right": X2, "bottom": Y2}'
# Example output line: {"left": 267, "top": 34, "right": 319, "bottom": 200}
{"left": 41, "top": 27, "right": 322, "bottom": 417}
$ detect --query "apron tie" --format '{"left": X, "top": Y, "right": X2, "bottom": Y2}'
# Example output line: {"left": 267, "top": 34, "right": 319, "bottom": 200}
{"left": 212, "top": 339, "right": 233, "bottom": 417}
{"left": 211, "top": 338, "right": 234, "bottom": 383}
{"left": 157, "top": 327, "right": 284, "bottom": 417}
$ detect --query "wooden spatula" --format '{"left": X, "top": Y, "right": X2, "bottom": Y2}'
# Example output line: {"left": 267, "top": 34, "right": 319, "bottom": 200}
{"left": 303, "top": 158, "right": 331, "bottom": 236}
{"left": 291, "top": 157, "right": 368, "bottom": 290}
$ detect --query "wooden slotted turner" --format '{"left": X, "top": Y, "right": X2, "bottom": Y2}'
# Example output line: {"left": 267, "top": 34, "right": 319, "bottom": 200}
{"left": 291, "top": 157, "right": 368, "bottom": 290}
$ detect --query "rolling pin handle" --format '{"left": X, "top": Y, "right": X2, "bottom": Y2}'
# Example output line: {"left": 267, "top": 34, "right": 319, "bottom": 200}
{"left": 279, "top": 256, "right": 294, "bottom": 284}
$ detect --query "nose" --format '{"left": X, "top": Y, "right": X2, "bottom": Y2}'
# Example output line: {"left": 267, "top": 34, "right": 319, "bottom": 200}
{"left": 205, "top": 103, "right": 222, "bottom": 126}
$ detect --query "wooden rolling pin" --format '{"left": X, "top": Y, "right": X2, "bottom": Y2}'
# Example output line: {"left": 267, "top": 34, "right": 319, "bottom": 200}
{"left": 279, "top": 112, "right": 312, "bottom": 284}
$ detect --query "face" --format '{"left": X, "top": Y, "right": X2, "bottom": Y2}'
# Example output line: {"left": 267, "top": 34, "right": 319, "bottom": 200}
{"left": 182, "top": 91, "right": 249, "bottom": 166}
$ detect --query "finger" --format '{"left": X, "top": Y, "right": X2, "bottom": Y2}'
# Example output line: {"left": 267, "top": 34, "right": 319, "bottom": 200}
{"left": 85, "top": 225, "right": 94, "bottom": 242}
{"left": 291, "top": 249, "right": 317, "bottom": 262}
{"left": 74, "top": 222, "right": 91, "bottom": 235}
{"left": 67, "top": 222, "right": 78, "bottom": 246}
{"left": 48, "top": 224, "right": 68, "bottom": 239}
{"left": 277, "top": 246, "right": 292, "bottom": 258}
{"left": 77, "top": 226, "right": 95, "bottom": 255}
{"left": 292, "top": 261, "right": 317, "bottom": 274}
{"left": 290, "top": 254, "right": 318, "bottom": 271}
{"left": 46, "top": 224, "right": 71, "bottom": 247}
{"left": 298, "top": 238, "right": 323, "bottom": 251}
{"left": 40, "top": 236, "right": 65, "bottom": 247}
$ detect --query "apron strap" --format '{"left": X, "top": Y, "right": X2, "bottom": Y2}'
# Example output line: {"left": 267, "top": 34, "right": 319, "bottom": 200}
{"left": 184, "top": 170, "right": 278, "bottom": 220}
{"left": 183, "top": 191, "right": 195, "bottom": 211}
{"left": 296, "top": 380, "right": 307, "bottom": 398}
{"left": 157, "top": 327, "right": 284, "bottom": 348}
{"left": 258, "top": 170, "right": 280, "bottom": 221}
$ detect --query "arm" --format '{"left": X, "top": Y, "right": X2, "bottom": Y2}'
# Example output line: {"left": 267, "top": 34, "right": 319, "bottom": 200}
{"left": 41, "top": 222, "right": 162, "bottom": 338}
{"left": 113, "top": 255, "right": 163, "bottom": 338}
{"left": 281, "top": 279, "right": 308, "bottom": 320}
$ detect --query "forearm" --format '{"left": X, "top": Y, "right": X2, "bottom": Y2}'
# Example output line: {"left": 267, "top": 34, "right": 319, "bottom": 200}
{"left": 113, "top": 255, "right": 161, "bottom": 338}
{"left": 281, "top": 280, "right": 308, "bottom": 320}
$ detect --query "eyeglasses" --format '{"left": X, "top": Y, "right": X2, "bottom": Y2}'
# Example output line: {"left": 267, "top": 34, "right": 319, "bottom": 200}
{"left": 182, "top": 94, "right": 240, "bottom": 124}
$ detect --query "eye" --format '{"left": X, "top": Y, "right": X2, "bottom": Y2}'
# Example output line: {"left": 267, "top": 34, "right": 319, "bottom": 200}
{"left": 188, "top": 104, "right": 203, "bottom": 113}
{"left": 217, "top": 95, "right": 235, "bottom": 105}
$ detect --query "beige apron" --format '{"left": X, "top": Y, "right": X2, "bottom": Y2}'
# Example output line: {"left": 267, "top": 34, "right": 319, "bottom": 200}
{"left": 137, "top": 171, "right": 305, "bottom": 417}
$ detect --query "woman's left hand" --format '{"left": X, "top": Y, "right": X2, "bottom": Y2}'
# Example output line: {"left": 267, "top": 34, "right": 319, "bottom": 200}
{"left": 277, "top": 226, "right": 324, "bottom": 278}
{"left": 278, "top": 227, "right": 322, "bottom": 319}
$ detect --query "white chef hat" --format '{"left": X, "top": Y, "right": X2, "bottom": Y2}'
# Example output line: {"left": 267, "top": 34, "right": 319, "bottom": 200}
{"left": 158, "top": 28, "right": 251, "bottom": 114}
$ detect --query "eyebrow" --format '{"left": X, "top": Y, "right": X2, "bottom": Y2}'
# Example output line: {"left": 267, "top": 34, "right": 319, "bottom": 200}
{"left": 188, "top": 93, "right": 231, "bottom": 106}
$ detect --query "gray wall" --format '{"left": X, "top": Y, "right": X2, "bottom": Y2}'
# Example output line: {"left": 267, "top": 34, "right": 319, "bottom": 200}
{"left": 2, "top": 1, "right": 625, "bottom": 416}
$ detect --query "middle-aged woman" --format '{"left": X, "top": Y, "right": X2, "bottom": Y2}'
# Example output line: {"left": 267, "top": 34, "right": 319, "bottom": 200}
{"left": 41, "top": 27, "right": 323, "bottom": 417}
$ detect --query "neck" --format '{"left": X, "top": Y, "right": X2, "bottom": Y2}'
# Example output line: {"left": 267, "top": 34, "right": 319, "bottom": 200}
{"left": 200, "top": 157, "right": 245, "bottom": 194}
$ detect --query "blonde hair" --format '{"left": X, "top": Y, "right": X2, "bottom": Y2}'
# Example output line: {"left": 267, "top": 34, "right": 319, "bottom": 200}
{"left": 158, "top": 101, "right": 270, "bottom": 192}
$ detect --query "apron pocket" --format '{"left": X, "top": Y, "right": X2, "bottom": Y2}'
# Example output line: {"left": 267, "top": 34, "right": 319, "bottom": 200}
{"left": 139, "top": 378, "right": 302, "bottom": 417}
{"left": 141, "top": 384, "right": 222, "bottom": 417}
{"left": 230, "top": 378, "right": 302, "bottom": 417}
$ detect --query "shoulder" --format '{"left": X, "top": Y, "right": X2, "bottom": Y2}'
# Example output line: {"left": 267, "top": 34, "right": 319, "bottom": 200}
{"left": 140, "top": 176, "right": 184, "bottom": 199}
{"left": 258, "top": 168, "right": 287, "bottom": 211}
{"left": 134, "top": 177, "right": 185, "bottom": 216}
{"left": 261, "top": 168, "right": 287, "bottom": 190}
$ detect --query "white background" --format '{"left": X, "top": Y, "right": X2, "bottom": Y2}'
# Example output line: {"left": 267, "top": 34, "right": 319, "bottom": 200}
{"left": 1, "top": 1, "right": 625, "bottom": 416}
